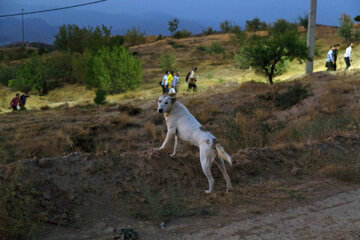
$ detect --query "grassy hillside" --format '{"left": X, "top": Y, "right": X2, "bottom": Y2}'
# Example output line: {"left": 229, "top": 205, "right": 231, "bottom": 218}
{"left": 0, "top": 25, "right": 359, "bottom": 113}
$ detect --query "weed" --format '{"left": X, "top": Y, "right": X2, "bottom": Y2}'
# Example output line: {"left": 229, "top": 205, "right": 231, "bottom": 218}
{"left": 217, "top": 78, "right": 225, "bottom": 84}
{"left": 144, "top": 121, "right": 157, "bottom": 141}
{"left": 0, "top": 166, "right": 40, "bottom": 239}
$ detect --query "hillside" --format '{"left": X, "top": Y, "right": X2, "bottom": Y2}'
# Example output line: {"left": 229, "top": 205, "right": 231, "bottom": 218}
{"left": 1, "top": 25, "right": 359, "bottom": 113}
{"left": 1, "top": 25, "right": 360, "bottom": 239}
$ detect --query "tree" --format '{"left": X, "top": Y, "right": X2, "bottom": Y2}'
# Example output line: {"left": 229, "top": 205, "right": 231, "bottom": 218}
{"left": 354, "top": 15, "right": 360, "bottom": 22}
{"left": 92, "top": 46, "right": 143, "bottom": 93}
{"left": 168, "top": 18, "right": 179, "bottom": 35}
{"left": 338, "top": 14, "right": 353, "bottom": 40}
{"left": 245, "top": 17, "right": 267, "bottom": 31}
{"left": 220, "top": 20, "right": 233, "bottom": 33}
{"left": 243, "top": 20, "right": 310, "bottom": 84}
{"left": 159, "top": 52, "right": 176, "bottom": 72}
{"left": 298, "top": 13, "right": 309, "bottom": 29}
{"left": 11, "top": 54, "right": 47, "bottom": 95}
{"left": 124, "top": 27, "right": 146, "bottom": 46}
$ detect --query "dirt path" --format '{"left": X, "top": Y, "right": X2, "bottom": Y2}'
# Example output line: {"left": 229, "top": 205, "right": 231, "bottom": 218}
{"left": 45, "top": 185, "right": 360, "bottom": 240}
{"left": 180, "top": 188, "right": 360, "bottom": 240}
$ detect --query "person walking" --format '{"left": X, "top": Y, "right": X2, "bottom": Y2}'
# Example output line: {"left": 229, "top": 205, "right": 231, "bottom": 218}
{"left": 187, "top": 67, "right": 198, "bottom": 92}
{"left": 10, "top": 93, "right": 22, "bottom": 111}
{"left": 168, "top": 71, "right": 174, "bottom": 89}
{"left": 332, "top": 44, "right": 340, "bottom": 71}
{"left": 326, "top": 46, "right": 335, "bottom": 71}
{"left": 344, "top": 43, "right": 353, "bottom": 70}
{"left": 171, "top": 72, "right": 180, "bottom": 93}
{"left": 161, "top": 71, "right": 169, "bottom": 93}
{"left": 20, "top": 93, "right": 30, "bottom": 109}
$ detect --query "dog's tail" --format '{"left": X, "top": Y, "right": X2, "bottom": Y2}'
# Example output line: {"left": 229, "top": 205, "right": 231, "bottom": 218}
{"left": 215, "top": 143, "right": 232, "bottom": 166}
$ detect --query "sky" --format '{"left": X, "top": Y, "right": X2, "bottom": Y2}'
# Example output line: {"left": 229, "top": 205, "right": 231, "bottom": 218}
{"left": 0, "top": 0, "right": 359, "bottom": 27}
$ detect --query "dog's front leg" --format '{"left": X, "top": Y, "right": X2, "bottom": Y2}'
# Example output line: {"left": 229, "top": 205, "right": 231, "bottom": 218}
{"left": 153, "top": 128, "right": 175, "bottom": 151}
{"left": 170, "top": 135, "right": 179, "bottom": 158}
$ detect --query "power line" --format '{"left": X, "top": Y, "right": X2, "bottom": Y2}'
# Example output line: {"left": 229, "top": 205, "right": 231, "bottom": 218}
{"left": 0, "top": 0, "right": 107, "bottom": 18}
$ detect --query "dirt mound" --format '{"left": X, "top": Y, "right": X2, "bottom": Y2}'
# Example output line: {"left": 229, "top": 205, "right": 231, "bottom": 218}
{"left": 1, "top": 132, "right": 359, "bottom": 231}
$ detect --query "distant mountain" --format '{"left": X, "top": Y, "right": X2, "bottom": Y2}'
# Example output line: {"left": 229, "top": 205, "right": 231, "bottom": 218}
{"left": 0, "top": 18, "right": 58, "bottom": 45}
{"left": 0, "top": 8, "right": 204, "bottom": 46}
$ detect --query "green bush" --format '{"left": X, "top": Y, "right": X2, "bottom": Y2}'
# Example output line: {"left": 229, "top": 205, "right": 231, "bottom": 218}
{"left": 93, "top": 88, "right": 107, "bottom": 105}
{"left": 92, "top": 46, "right": 143, "bottom": 94}
{"left": 197, "top": 46, "right": 206, "bottom": 52}
{"left": 159, "top": 52, "right": 176, "bottom": 72}
{"left": 10, "top": 54, "right": 47, "bottom": 95}
{"left": 125, "top": 27, "right": 146, "bottom": 46}
{"left": 274, "top": 83, "right": 309, "bottom": 109}
{"left": 338, "top": 14, "right": 353, "bottom": 40}
{"left": 0, "top": 65, "right": 16, "bottom": 86}
{"left": 172, "top": 29, "right": 192, "bottom": 39}
{"left": 234, "top": 51, "right": 251, "bottom": 69}
{"left": 72, "top": 50, "right": 92, "bottom": 83}
{"left": 205, "top": 41, "right": 226, "bottom": 55}
{"left": 203, "top": 27, "right": 214, "bottom": 35}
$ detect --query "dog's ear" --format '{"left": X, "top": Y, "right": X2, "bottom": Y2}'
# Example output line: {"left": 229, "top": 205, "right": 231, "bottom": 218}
{"left": 171, "top": 96, "right": 176, "bottom": 104}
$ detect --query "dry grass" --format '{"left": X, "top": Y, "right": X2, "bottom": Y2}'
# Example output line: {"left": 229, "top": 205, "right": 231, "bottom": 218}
{"left": 110, "top": 113, "right": 131, "bottom": 128}
{"left": 144, "top": 121, "right": 157, "bottom": 141}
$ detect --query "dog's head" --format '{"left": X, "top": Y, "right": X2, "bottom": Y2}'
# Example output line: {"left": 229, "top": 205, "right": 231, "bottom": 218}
{"left": 157, "top": 95, "right": 176, "bottom": 113}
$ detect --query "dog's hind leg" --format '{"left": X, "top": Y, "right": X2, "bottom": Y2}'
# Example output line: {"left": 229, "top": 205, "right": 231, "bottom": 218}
{"left": 215, "top": 158, "right": 233, "bottom": 192}
{"left": 200, "top": 144, "right": 214, "bottom": 194}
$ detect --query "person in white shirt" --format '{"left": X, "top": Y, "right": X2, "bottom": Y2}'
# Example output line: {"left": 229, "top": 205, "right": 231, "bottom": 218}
{"left": 161, "top": 71, "right": 169, "bottom": 93}
{"left": 344, "top": 43, "right": 353, "bottom": 70}
{"left": 187, "top": 67, "right": 198, "bottom": 92}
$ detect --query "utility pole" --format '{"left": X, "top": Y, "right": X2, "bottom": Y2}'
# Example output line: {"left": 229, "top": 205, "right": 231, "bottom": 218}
{"left": 21, "top": 8, "right": 25, "bottom": 47}
{"left": 305, "top": 0, "right": 317, "bottom": 74}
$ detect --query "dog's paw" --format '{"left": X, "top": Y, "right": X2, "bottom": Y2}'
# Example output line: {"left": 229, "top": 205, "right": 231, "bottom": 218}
{"left": 204, "top": 189, "right": 212, "bottom": 194}
{"left": 226, "top": 186, "right": 233, "bottom": 192}
{"left": 169, "top": 153, "right": 176, "bottom": 158}
{"left": 153, "top": 148, "right": 160, "bottom": 152}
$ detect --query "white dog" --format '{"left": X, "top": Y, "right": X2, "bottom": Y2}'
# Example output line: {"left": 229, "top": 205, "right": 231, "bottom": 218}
{"left": 154, "top": 95, "right": 233, "bottom": 193}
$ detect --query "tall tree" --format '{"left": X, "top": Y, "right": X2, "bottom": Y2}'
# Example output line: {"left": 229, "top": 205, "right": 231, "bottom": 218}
{"left": 305, "top": 0, "right": 317, "bottom": 74}
{"left": 168, "top": 18, "right": 179, "bottom": 35}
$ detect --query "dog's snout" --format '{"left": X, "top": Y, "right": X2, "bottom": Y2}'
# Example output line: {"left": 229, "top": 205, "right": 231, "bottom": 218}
{"left": 158, "top": 109, "right": 163, "bottom": 113}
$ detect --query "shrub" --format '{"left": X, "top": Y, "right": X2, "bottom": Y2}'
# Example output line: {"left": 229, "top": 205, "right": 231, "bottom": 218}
{"left": 159, "top": 52, "right": 176, "bottom": 72}
{"left": 172, "top": 29, "right": 192, "bottom": 39}
{"left": 203, "top": 27, "right": 214, "bottom": 35}
{"left": 245, "top": 17, "right": 268, "bottom": 32}
{"left": 92, "top": 46, "right": 143, "bottom": 94}
{"left": 0, "top": 65, "right": 16, "bottom": 86}
{"left": 93, "top": 88, "right": 107, "bottom": 105}
{"left": 125, "top": 27, "right": 146, "bottom": 46}
{"left": 10, "top": 54, "right": 47, "bottom": 95}
{"left": 0, "top": 168, "right": 39, "bottom": 239}
{"left": 197, "top": 46, "right": 206, "bottom": 52}
{"left": 338, "top": 14, "right": 353, "bottom": 40}
{"left": 274, "top": 83, "right": 309, "bottom": 109}
{"left": 234, "top": 51, "right": 251, "bottom": 69}
{"left": 205, "top": 42, "right": 226, "bottom": 55}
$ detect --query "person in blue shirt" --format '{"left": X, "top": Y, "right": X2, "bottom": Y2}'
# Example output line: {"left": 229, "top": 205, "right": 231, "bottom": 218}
{"left": 171, "top": 72, "right": 180, "bottom": 93}
{"left": 326, "top": 46, "right": 335, "bottom": 71}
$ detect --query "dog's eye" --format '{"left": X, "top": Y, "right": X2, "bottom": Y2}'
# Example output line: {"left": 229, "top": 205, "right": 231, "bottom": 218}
{"left": 165, "top": 102, "right": 168, "bottom": 104}
{"left": 158, "top": 100, "right": 161, "bottom": 103}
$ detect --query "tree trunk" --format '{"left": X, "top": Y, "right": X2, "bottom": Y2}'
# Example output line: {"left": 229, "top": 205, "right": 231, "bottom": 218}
{"left": 268, "top": 74, "right": 273, "bottom": 85}
{"left": 305, "top": 0, "right": 317, "bottom": 74}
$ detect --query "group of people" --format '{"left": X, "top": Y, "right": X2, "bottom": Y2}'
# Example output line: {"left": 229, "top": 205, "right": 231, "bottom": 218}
{"left": 326, "top": 43, "right": 353, "bottom": 71}
{"left": 10, "top": 93, "right": 29, "bottom": 111}
{"left": 159, "top": 67, "right": 198, "bottom": 94}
